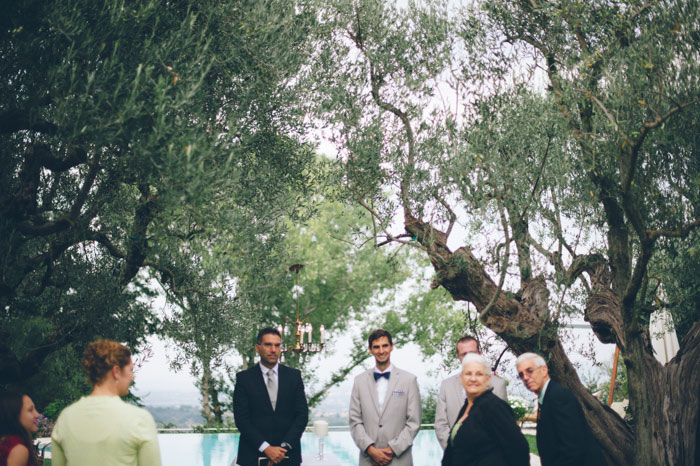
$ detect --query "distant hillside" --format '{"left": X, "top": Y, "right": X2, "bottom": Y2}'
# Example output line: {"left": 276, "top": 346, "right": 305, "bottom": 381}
{"left": 146, "top": 405, "right": 204, "bottom": 428}
{"left": 134, "top": 388, "right": 200, "bottom": 407}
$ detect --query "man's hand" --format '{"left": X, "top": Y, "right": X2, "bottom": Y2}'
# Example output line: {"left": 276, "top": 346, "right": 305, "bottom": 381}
{"left": 367, "top": 445, "right": 393, "bottom": 465}
{"left": 263, "top": 445, "right": 288, "bottom": 464}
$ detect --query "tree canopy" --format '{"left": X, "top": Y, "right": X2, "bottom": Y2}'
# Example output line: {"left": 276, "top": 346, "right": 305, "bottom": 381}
{"left": 1, "top": 0, "right": 319, "bottom": 387}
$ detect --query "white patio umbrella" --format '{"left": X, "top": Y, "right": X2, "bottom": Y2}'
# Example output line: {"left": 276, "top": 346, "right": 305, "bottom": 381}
{"left": 649, "top": 308, "right": 680, "bottom": 364}
{"left": 609, "top": 304, "right": 680, "bottom": 406}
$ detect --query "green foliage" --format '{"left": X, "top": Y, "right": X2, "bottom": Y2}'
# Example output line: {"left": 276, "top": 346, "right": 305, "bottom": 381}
{"left": 421, "top": 386, "right": 438, "bottom": 425}
{"left": 160, "top": 257, "right": 254, "bottom": 374}
{"left": 402, "top": 286, "right": 481, "bottom": 368}
{"left": 233, "top": 198, "right": 412, "bottom": 373}
{"left": 308, "top": 0, "right": 455, "bottom": 208}
{"left": 159, "top": 193, "right": 414, "bottom": 415}
{"left": 524, "top": 434, "right": 538, "bottom": 455}
{"left": 1, "top": 0, "right": 319, "bottom": 388}
{"left": 508, "top": 397, "right": 528, "bottom": 422}
{"left": 42, "top": 401, "right": 70, "bottom": 423}
{"left": 596, "top": 354, "right": 629, "bottom": 405}
{"left": 652, "top": 232, "right": 700, "bottom": 341}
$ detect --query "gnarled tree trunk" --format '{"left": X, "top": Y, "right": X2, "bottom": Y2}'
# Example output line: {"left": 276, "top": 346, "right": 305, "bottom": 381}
{"left": 403, "top": 213, "right": 700, "bottom": 466}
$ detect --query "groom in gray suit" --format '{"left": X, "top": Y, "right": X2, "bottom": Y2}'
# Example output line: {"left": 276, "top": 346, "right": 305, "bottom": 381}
{"left": 434, "top": 335, "right": 508, "bottom": 450}
{"left": 349, "top": 329, "right": 421, "bottom": 466}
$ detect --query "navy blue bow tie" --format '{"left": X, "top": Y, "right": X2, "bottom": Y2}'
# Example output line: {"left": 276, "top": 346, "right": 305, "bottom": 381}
{"left": 374, "top": 372, "right": 390, "bottom": 381}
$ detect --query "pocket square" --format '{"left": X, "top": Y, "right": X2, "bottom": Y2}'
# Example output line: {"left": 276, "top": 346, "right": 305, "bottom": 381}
{"left": 392, "top": 390, "right": 406, "bottom": 396}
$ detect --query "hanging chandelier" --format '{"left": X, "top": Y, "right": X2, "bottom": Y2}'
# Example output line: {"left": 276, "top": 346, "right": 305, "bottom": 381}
{"left": 276, "top": 264, "right": 325, "bottom": 354}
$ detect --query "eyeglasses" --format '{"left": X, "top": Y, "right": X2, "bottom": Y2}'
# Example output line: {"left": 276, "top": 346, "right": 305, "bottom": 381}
{"left": 517, "top": 366, "right": 541, "bottom": 380}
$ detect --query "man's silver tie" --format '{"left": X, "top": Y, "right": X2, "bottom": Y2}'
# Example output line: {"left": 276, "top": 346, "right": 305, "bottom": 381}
{"left": 267, "top": 370, "right": 277, "bottom": 410}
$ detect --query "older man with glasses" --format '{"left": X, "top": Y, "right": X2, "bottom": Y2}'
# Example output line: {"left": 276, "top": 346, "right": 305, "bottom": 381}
{"left": 515, "top": 353, "right": 607, "bottom": 466}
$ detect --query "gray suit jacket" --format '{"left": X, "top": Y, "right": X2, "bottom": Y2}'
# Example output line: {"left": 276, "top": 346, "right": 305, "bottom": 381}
{"left": 349, "top": 366, "right": 422, "bottom": 466}
{"left": 434, "top": 373, "right": 508, "bottom": 450}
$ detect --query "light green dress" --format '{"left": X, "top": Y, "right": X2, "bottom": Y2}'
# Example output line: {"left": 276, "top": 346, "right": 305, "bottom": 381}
{"left": 51, "top": 396, "right": 161, "bottom": 466}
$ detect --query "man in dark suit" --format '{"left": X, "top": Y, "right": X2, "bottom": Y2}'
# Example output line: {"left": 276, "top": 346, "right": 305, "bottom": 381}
{"left": 234, "top": 328, "right": 308, "bottom": 466}
{"left": 516, "top": 352, "right": 606, "bottom": 466}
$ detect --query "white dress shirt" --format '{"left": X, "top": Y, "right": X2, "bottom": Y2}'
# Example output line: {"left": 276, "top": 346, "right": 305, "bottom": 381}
{"left": 258, "top": 363, "right": 279, "bottom": 452}
{"left": 374, "top": 364, "right": 393, "bottom": 411}
{"left": 261, "top": 362, "right": 279, "bottom": 385}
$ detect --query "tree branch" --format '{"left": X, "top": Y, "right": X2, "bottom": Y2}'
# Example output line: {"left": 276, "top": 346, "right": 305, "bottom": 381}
{"left": 436, "top": 195, "right": 456, "bottom": 241}
{"left": 349, "top": 11, "right": 417, "bottom": 217}
{"left": 375, "top": 233, "right": 416, "bottom": 248}
{"left": 119, "top": 187, "right": 159, "bottom": 287}
{"left": 585, "top": 92, "right": 622, "bottom": 136}
{"left": 0, "top": 110, "right": 58, "bottom": 136}
{"left": 647, "top": 218, "right": 700, "bottom": 241}
{"left": 89, "top": 230, "right": 126, "bottom": 259}
{"left": 69, "top": 153, "right": 102, "bottom": 218}
{"left": 307, "top": 343, "right": 370, "bottom": 408}
{"left": 621, "top": 239, "right": 655, "bottom": 314}
{"left": 480, "top": 201, "right": 511, "bottom": 318}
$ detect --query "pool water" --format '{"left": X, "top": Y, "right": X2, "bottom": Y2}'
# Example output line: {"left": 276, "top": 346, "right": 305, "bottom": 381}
{"left": 157, "top": 430, "right": 444, "bottom": 466}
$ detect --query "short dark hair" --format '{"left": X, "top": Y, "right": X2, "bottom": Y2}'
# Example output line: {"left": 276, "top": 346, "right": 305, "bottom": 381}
{"left": 256, "top": 327, "right": 281, "bottom": 344}
{"left": 368, "top": 329, "right": 393, "bottom": 347}
{"left": 456, "top": 335, "right": 481, "bottom": 353}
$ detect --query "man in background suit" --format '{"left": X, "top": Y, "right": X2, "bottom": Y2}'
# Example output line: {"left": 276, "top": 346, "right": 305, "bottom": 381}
{"left": 516, "top": 352, "right": 606, "bottom": 466}
{"left": 349, "top": 329, "right": 421, "bottom": 466}
{"left": 434, "top": 335, "right": 508, "bottom": 450}
{"left": 234, "top": 328, "right": 308, "bottom": 466}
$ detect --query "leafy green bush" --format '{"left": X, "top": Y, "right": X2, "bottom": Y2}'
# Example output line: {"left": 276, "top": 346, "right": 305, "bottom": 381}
{"left": 508, "top": 397, "right": 528, "bottom": 422}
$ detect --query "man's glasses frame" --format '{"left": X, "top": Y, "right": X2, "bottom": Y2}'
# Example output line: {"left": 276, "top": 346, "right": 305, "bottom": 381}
{"left": 517, "top": 366, "right": 543, "bottom": 380}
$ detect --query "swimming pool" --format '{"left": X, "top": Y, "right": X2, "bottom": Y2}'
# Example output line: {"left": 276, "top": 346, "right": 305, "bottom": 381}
{"left": 157, "top": 430, "right": 444, "bottom": 466}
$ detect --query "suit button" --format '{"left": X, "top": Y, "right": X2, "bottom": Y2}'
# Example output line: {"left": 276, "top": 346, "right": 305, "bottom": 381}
{"left": 379, "top": 425, "right": 383, "bottom": 428}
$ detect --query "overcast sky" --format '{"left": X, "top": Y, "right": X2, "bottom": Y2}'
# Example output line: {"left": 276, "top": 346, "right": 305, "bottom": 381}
{"left": 132, "top": 319, "right": 617, "bottom": 410}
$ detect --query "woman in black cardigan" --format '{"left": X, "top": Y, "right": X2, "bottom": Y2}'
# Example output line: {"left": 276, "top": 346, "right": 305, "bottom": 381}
{"left": 442, "top": 353, "right": 530, "bottom": 466}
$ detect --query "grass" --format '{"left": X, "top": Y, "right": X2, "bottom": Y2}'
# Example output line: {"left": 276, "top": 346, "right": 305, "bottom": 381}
{"left": 525, "top": 434, "right": 538, "bottom": 455}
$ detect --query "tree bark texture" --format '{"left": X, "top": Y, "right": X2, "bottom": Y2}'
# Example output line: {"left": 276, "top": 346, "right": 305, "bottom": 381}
{"left": 201, "top": 362, "right": 212, "bottom": 425}
{"left": 623, "top": 323, "right": 700, "bottom": 466}
{"left": 403, "top": 212, "right": 700, "bottom": 465}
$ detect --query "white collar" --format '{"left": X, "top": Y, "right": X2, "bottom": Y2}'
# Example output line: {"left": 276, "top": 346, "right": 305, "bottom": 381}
{"left": 374, "top": 364, "right": 393, "bottom": 374}
{"left": 538, "top": 378, "right": 551, "bottom": 404}
{"left": 260, "top": 363, "right": 279, "bottom": 375}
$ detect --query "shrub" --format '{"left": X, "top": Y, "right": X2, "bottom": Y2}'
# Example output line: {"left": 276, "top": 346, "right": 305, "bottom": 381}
{"left": 508, "top": 397, "right": 528, "bottom": 422}
{"left": 36, "top": 415, "right": 55, "bottom": 438}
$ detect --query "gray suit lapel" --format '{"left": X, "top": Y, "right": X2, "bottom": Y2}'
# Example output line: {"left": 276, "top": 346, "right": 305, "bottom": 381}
{"left": 447, "top": 375, "right": 465, "bottom": 427}
{"left": 380, "top": 366, "right": 402, "bottom": 417}
{"left": 364, "top": 369, "right": 381, "bottom": 416}
{"left": 451, "top": 375, "right": 464, "bottom": 405}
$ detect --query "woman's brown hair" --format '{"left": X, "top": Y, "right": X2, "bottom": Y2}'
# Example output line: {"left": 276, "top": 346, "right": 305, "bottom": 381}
{"left": 82, "top": 340, "right": 132, "bottom": 385}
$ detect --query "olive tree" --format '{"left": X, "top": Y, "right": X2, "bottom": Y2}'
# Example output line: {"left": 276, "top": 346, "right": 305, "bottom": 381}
{"left": 0, "top": 0, "right": 319, "bottom": 385}
{"left": 308, "top": 1, "right": 699, "bottom": 464}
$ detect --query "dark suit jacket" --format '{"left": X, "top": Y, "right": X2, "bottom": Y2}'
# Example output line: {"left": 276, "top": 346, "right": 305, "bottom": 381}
{"left": 442, "top": 389, "right": 530, "bottom": 466}
{"left": 233, "top": 364, "right": 308, "bottom": 466}
{"left": 536, "top": 380, "right": 606, "bottom": 466}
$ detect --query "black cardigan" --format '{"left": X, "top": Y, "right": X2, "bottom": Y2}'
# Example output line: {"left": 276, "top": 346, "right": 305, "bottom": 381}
{"left": 441, "top": 389, "right": 530, "bottom": 466}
